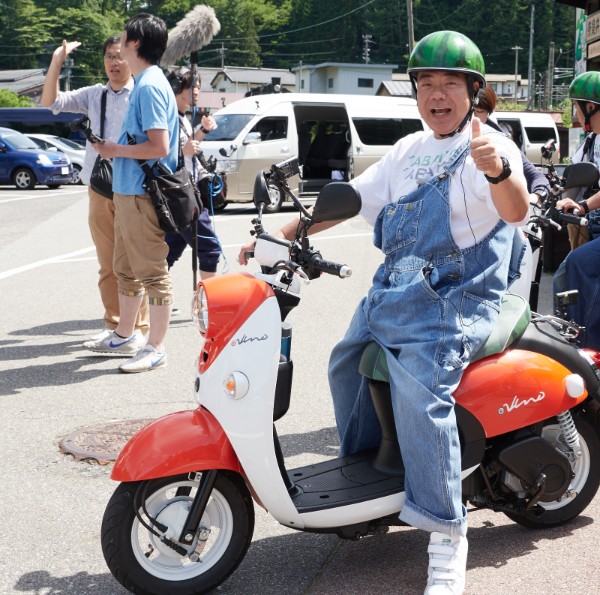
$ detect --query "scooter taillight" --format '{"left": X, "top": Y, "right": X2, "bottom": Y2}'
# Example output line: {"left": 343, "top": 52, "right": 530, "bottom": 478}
{"left": 582, "top": 349, "right": 600, "bottom": 378}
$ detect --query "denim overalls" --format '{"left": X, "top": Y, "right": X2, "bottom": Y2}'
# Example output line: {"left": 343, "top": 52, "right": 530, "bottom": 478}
{"left": 329, "top": 144, "right": 515, "bottom": 537}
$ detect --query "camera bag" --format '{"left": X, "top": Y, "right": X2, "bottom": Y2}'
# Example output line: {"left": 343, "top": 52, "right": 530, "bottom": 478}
{"left": 89, "top": 89, "right": 114, "bottom": 199}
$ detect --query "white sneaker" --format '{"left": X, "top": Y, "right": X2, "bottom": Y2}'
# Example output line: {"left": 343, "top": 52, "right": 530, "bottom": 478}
{"left": 119, "top": 345, "right": 167, "bottom": 374}
{"left": 83, "top": 330, "right": 144, "bottom": 355}
{"left": 424, "top": 532, "right": 468, "bottom": 594}
{"left": 86, "top": 328, "right": 112, "bottom": 343}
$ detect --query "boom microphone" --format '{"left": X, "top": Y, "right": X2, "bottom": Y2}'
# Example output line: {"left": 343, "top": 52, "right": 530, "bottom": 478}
{"left": 161, "top": 5, "right": 221, "bottom": 66}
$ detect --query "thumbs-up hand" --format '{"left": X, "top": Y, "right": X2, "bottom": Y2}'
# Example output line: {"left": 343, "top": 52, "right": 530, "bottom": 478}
{"left": 470, "top": 116, "right": 503, "bottom": 179}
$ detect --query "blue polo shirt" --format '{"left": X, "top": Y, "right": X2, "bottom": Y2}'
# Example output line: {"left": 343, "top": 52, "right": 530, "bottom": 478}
{"left": 113, "top": 65, "right": 178, "bottom": 195}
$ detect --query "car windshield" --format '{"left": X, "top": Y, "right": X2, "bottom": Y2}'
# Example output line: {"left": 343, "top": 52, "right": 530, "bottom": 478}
{"left": 52, "top": 137, "right": 85, "bottom": 150}
{"left": 208, "top": 114, "right": 254, "bottom": 141}
{"left": 0, "top": 130, "right": 39, "bottom": 150}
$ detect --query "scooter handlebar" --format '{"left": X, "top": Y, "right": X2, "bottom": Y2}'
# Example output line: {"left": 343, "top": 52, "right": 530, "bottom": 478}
{"left": 308, "top": 253, "right": 352, "bottom": 278}
{"left": 557, "top": 211, "right": 589, "bottom": 226}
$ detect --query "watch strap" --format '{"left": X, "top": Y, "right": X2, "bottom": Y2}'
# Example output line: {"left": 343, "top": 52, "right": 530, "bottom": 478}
{"left": 484, "top": 156, "right": 512, "bottom": 185}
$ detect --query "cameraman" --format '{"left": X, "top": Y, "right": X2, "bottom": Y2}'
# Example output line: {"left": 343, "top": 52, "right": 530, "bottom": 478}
{"left": 165, "top": 68, "right": 220, "bottom": 286}
{"left": 40, "top": 37, "right": 149, "bottom": 350}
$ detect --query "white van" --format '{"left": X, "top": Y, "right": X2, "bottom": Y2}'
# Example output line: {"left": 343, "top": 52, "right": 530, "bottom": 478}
{"left": 199, "top": 93, "right": 423, "bottom": 212}
{"left": 493, "top": 111, "right": 559, "bottom": 165}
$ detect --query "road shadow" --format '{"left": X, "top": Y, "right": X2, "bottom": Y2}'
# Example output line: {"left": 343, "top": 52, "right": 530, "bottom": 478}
{"left": 14, "top": 569, "right": 128, "bottom": 594}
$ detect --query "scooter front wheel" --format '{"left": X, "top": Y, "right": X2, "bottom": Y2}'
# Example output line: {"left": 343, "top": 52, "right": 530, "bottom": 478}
{"left": 101, "top": 471, "right": 254, "bottom": 595}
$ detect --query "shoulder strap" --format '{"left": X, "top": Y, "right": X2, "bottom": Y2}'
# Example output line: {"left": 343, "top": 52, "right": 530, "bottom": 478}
{"left": 100, "top": 88, "right": 108, "bottom": 139}
{"left": 583, "top": 133, "right": 596, "bottom": 161}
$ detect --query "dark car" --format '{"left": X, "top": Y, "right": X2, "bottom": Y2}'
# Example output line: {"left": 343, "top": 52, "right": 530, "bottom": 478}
{"left": 0, "top": 127, "right": 73, "bottom": 189}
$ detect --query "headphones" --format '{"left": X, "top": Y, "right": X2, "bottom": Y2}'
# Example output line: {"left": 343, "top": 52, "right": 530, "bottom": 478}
{"left": 168, "top": 71, "right": 185, "bottom": 95}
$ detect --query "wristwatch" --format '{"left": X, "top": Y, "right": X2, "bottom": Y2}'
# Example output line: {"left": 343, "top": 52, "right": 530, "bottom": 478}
{"left": 199, "top": 125, "right": 209, "bottom": 134}
{"left": 578, "top": 199, "right": 590, "bottom": 214}
{"left": 484, "top": 157, "right": 512, "bottom": 184}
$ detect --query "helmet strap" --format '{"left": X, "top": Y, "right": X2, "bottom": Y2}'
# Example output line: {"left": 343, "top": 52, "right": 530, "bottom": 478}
{"left": 578, "top": 100, "right": 600, "bottom": 133}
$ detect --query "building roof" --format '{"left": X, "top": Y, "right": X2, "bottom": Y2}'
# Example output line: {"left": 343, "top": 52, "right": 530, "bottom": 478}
{"left": 211, "top": 67, "right": 295, "bottom": 86}
{"left": 292, "top": 62, "right": 397, "bottom": 71}
{"left": 377, "top": 80, "right": 413, "bottom": 97}
{"left": 0, "top": 69, "right": 48, "bottom": 94}
{"left": 199, "top": 91, "right": 245, "bottom": 110}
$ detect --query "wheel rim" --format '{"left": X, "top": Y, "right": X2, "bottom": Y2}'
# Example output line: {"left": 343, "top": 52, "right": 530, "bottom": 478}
{"left": 538, "top": 423, "right": 591, "bottom": 511}
{"left": 71, "top": 168, "right": 81, "bottom": 184}
{"left": 131, "top": 477, "right": 234, "bottom": 581}
{"left": 267, "top": 184, "right": 281, "bottom": 209}
{"left": 15, "top": 171, "right": 32, "bottom": 188}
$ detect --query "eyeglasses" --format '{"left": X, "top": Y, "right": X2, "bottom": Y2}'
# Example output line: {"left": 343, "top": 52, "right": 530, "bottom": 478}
{"left": 104, "top": 54, "right": 124, "bottom": 63}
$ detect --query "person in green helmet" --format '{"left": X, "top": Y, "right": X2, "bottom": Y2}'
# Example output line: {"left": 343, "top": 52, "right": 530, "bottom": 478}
{"left": 552, "top": 70, "right": 600, "bottom": 350}
{"left": 239, "top": 31, "right": 529, "bottom": 594}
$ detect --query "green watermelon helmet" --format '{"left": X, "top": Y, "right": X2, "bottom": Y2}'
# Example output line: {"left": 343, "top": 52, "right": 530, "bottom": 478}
{"left": 407, "top": 31, "right": 486, "bottom": 98}
{"left": 569, "top": 72, "right": 600, "bottom": 132}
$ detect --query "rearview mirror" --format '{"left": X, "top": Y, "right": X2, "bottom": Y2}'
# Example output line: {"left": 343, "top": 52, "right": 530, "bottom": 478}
{"left": 563, "top": 162, "right": 600, "bottom": 189}
{"left": 312, "top": 182, "right": 361, "bottom": 223}
{"left": 243, "top": 132, "right": 261, "bottom": 145}
{"left": 253, "top": 171, "right": 271, "bottom": 208}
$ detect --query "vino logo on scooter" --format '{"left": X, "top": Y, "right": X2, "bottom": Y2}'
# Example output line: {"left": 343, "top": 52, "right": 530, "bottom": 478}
{"left": 498, "top": 391, "right": 545, "bottom": 415}
{"left": 231, "top": 334, "right": 268, "bottom": 347}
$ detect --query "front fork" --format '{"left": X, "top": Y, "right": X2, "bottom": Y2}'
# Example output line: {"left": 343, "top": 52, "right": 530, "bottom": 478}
{"left": 134, "top": 469, "right": 219, "bottom": 557}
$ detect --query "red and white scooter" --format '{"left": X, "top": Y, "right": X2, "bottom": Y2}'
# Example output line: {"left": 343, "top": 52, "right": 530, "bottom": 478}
{"left": 101, "top": 159, "right": 600, "bottom": 595}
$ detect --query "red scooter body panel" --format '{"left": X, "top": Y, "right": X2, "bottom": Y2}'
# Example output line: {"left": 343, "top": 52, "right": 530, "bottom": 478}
{"left": 111, "top": 408, "right": 242, "bottom": 482}
{"left": 455, "top": 349, "right": 588, "bottom": 438}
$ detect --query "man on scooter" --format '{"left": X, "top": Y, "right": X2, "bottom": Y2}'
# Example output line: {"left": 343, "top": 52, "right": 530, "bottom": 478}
{"left": 239, "top": 30, "right": 529, "bottom": 594}
{"left": 552, "top": 71, "right": 600, "bottom": 350}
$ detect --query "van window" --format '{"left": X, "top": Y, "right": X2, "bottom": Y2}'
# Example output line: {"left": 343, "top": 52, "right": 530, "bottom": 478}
{"left": 250, "top": 117, "right": 288, "bottom": 141}
{"left": 209, "top": 114, "right": 254, "bottom": 141}
{"left": 524, "top": 126, "right": 557, "bottom": 144}
{"left": 352, "top": 117, "right": 423, "bottom": 146}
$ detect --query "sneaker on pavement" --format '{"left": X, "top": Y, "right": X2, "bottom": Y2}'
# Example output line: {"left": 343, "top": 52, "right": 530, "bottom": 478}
{"left": 86, "top": 328, "right": 112, "bottom": 343}
{"left": 83, "top": 330, "right": 143, "bottom": 355}
{"left": 119, "top": 345, "right": 167, "bottom": 374}
{"left": 424, "top": 532, "right": 468, "bottom": 594}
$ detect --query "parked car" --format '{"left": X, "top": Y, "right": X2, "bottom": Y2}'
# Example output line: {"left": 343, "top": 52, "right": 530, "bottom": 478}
{"left": 26, "top": 133, "right": 85, "bottom": 184}
{"left": 0, "top": 127, "right": 73, "bottom": 189}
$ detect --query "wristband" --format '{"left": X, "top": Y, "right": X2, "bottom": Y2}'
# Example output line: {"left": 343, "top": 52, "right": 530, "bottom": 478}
{"left": 199, "top": 125, "right": 209, "bottom": 134}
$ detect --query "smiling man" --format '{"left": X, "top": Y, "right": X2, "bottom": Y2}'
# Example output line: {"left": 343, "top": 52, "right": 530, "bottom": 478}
{"left": 41, "top": 36, "right": 149, "bottom": 347}
{"left": 240, "top": 30, "right": 529, "bottom": 594}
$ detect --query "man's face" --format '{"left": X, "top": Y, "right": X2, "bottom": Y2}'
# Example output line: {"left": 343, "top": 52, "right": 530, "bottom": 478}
{"left": 416, "top": 71, "right": 472, "bottom": 138}
{"left": 177, "top": 81, "right": 200, "bottom": 110}
{"left": 103, "top": 42, "right": 131, "bottom": 85}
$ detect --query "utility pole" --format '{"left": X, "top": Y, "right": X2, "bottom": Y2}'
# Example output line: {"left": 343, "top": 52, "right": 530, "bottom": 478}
{"left": 64, "top": 57, "right": 74, "bottom": 92}
{"left": 406, "top": 0, "right": 415, "bottom": 54}
{"left": 512, "top": 46, "right": 522, "bottom": 105}
{"left": 527, "top": 4, "right": 535, "bottom": 110}
{"left": 218, "top": 43, "right": 226, "bottom": 69}
{"left": 362, "top": 34, "right": 373, "bottom": 64}
{"left": 298, "top": 60, "right": 303, "bottom": 92}
{"left": 547, "top": 42, "right": 555, "bottom": 109}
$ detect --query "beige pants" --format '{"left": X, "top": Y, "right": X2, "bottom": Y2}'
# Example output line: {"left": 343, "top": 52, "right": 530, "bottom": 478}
{"left": 113, "top": 193, "right": 173, "bottom": 305}
{"left": 88, "top": 188, "right": 149, "bottom": 332}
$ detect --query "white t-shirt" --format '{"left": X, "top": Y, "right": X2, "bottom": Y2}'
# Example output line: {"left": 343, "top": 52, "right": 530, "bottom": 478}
{"left": 352, "top": 125, "right": 526, "bottom": 249}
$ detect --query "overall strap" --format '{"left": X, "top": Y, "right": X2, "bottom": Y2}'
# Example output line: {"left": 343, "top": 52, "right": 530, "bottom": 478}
{"left": 442, "top": 142, "right": 470, "bottom": 177}
{"left": 583, "top": 133, "right": 596, "bottom": 161}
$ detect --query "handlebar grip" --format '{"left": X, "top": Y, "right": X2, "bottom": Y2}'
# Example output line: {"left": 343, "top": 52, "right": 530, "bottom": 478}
{"left": 309, "top": 255, "right": 352, "bottom": 278}
{"left": 558, "top": 212, "right": 588, "bottom": 226}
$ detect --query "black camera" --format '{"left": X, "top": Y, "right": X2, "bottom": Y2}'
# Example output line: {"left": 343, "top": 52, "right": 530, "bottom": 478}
{"left": 270, "top": 157, "right": 299, "bottom": 182}
{"left": 69, "top": 116, "right": 105, "bottom": 144}
{"left": 541, "top": 139, "right": 556, "bottom": 161}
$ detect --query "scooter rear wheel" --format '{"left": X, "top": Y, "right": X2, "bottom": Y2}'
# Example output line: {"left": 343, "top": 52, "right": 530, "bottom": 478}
{"left": 101, "top": 471, "right": 254, "bottom": 595}
{"left": 504, "top": 410, "right": 600, "bottom": 529}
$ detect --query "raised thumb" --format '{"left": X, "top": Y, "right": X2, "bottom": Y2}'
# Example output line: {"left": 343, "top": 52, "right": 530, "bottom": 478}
{"left": 472, "top": 116, "right": 481, "bottom": 138}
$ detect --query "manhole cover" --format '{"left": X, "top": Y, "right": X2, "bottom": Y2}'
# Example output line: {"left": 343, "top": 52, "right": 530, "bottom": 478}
{"left": 59, "top": 419, "right": 154, "bottom": 464}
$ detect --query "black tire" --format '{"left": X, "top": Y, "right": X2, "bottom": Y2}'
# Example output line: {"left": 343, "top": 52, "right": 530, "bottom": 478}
{"left": 13, "top": 167, "right": 36, "bottom": 190}
{"left": 47, "top": 184, "right": 61, "bottom": 189}
{"left": 101, "top": 471, "right": 255, "bottom": 595}
{"left": 209, "top": 194, "right": 228, "bottom": 212}
{"left": 505, "top": 410, "right": 600, "bottom": 529}
{"left": 264, "top": 181, "right": 283, "bottom": 213}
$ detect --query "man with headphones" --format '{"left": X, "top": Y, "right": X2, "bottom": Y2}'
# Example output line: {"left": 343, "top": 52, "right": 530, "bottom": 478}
{"left": 165, "top": 68, "right": 221, "bottom": 289}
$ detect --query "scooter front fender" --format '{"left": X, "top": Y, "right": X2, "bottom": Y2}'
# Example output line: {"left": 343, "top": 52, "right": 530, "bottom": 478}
{"left": 111, "top": 408, "right": 242, "bottom": 482}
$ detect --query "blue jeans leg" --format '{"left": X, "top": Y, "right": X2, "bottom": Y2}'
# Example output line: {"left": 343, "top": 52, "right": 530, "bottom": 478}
{"left": 565, "top": 237, "right": 600, "bottom": 349}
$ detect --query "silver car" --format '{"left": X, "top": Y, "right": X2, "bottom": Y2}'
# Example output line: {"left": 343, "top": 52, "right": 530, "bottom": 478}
{"left": 26, "top": 133, "right": 86, "bottom": 184}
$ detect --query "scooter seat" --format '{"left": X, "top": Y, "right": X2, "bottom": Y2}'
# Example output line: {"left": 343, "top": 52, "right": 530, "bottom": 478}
{"left": 358, "top": 293, "right": 531, "bottom": 382}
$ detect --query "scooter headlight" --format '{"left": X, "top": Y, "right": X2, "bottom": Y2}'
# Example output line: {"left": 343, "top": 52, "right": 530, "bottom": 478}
{"left": 191, "top": 285, "right": 209, "bottom": 335}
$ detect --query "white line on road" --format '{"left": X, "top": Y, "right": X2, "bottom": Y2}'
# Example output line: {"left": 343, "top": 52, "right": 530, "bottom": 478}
{"left": 0, "top": 232, "right": 372, "bottom": 281}
{"left": 0, "top": 189, "right": 83, "bottom": 204}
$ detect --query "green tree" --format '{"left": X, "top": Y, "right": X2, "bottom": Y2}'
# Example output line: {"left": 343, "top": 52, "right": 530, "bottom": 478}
{"left": 0, "top": 89, "right": 34, "bottom": 107}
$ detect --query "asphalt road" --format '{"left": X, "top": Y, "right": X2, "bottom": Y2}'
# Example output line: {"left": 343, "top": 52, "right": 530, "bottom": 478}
{"left": 0, "top": 185, "right": 598, "bottom": 595}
